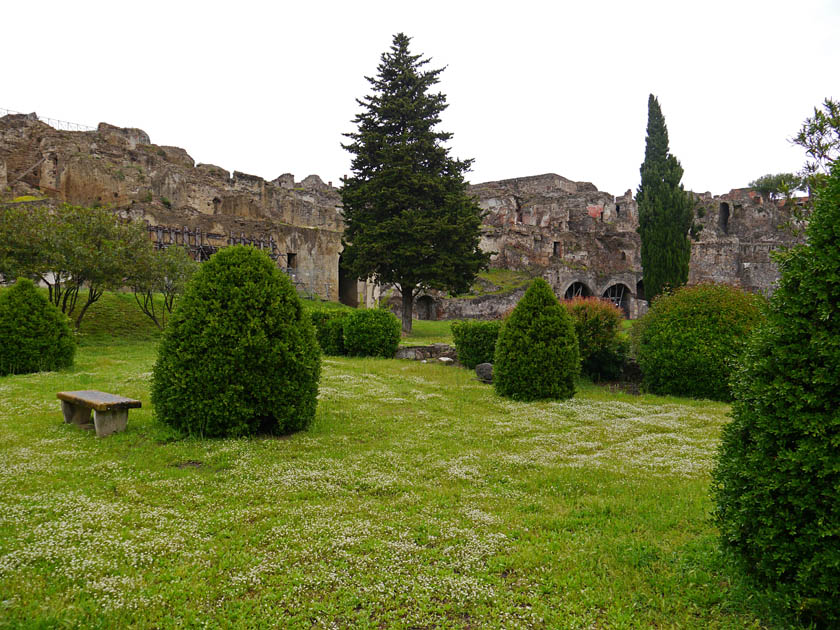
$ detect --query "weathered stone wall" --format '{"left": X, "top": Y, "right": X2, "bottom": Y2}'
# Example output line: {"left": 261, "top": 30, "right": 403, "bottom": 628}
{"left": 689, "top": 188, "right": 805, "bottom": 294}
{"left": 0, "top": 114, "right": 344, "bottom": 300}
{"left": 2, "top": 114, "right": 804, "bottom": 313}
{"left": 469, "top": 174, "right": 645, "bottom": 318}
{"left": 458, "top": 174, "right": 804, "bottom": 319}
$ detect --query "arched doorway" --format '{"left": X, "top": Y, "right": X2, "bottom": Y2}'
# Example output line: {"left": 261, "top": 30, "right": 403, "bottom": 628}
{"left": 338, "top": 256, "right": 358, "bottom": 307}
{"left": 415, "top": 295, "right": 436, "bottom": 320}
{"left": 564, "top": 281, "right": 592, "bottom": 300}
{"left": 602, "top": 283, "right": 632, "bottom": 318}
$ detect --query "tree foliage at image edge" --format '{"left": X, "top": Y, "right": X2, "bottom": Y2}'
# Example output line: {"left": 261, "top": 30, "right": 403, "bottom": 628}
{"left": 713, "top": 160, "right": 840, "bottom": 625}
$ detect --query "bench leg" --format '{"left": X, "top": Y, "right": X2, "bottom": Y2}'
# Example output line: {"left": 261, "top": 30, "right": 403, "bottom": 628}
{"left": 93, "top": 409, "right": 128, "bottom": 437}
{"left": 61, "top": 400, "right": 91, "bottom": 426}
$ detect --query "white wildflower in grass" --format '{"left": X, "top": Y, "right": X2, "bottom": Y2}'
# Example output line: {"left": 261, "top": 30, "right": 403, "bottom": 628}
{"left": 0, "top": 339, "right": 762, "bottom": 628}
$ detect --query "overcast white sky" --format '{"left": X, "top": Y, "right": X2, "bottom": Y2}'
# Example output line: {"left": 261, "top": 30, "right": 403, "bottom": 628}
{"left": 4, "top": 0, "right": 838, "bottom": 196}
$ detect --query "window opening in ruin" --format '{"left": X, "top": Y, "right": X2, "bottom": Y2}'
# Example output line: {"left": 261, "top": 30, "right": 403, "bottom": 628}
{"left": 516, "top": 210, "right": 524, "bottom": 224}
{"left": 616, "top": 203, "right": 621, "bottom": 216}
{"left": 720, "top": 203, "right": 730, "bottom": 234}
{"left": 553, "top": 241, "right": 562, "bottom": 257}
{"left": 564, "top": 282, "right": 591, "bottom": 300}
{"left": 636, "top": 279, "right": 645, "bottom": 302}
{"left": 416, "top": 295, "right": 436, "bottom": 320}
{"left": 603, "top": 283, "right": 631, "bottom": 318}
{"left": 287, "top": 253, "right": 297, "bottom": 269}
{"left": 621, "top": 251, "right": 627, "bottom": 261}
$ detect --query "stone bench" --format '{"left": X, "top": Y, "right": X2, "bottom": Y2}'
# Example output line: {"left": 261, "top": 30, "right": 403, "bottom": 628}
{"left": 57, "top": 390, "right": 141, "bottom": 437}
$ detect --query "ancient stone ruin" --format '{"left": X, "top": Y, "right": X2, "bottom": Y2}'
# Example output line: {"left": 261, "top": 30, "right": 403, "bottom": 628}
{"left": 0, "top": 113, "right": 370, "bottom": 303}
{"left": 1, "top": 113, "right": 805, "bottom": 318}
{"left": 410, "top": 174, "right": 805, "bottom": 320}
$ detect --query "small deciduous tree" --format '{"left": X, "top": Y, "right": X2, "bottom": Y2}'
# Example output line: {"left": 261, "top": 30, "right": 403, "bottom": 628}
{"left": 636, "top": 95, "right": 694, "bottom": 301}
{"left": 748, "top": 172, "right": 804, "bottom": 200}
{"left": 0, "top": 203, "right": 149, "bottom": 329}
{"left": 341, "top": 33, "right": 490, "bottom": 334}
{"left": 793, "top": 97, "right": 839, "bottom": 188}
{"left": 130, "top": 244, "right": 198, "bottom": 330}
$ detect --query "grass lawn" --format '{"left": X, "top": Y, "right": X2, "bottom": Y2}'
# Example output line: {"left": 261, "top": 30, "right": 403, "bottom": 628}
{"left": 400, "top": 319, "right": 454, "bottom": 345}
{"left": 0, "top": 329, "right": 794, "bottom": 628}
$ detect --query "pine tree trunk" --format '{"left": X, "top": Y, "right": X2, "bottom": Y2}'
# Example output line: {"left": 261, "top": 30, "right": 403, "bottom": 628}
{"left": 401, "top": 290, "right": 413, "bottom": 335}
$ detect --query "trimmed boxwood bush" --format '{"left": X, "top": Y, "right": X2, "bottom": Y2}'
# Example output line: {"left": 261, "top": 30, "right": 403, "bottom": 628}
{"left": 311, "top": 310, "right": 348, "bottom": 355}
{"left": 451, "top": 319, "right": 501, "bottom": 369}
{"left": 634, "top": 284, "right": 764, "bottom": 401}
{"left": 342, "top": 308, "right": 401, "bottom": 358}
{"left": 151, "top": 246, "right": 320, "bottom": 437}
{"left": 564, "top": 297, "right": 627, "bottom": 381}
{"left": 713, "top": 161, "right": 840, "bottom": 625}
{"left": 0, "top": 278, "right": 75, "bottom": 375}
{"left": 494, "top": 278, "right": 579, "bottom": 400}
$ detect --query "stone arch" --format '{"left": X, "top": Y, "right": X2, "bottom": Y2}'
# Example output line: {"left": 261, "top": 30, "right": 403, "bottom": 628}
{"left": 602, "top": 283, "right": 632, "bottom": 318}
{"left": 563, "top": 281, "right": 592, "bottom": 300}
{"left": 415, "top": 295, "right": 436, "bottom": 320}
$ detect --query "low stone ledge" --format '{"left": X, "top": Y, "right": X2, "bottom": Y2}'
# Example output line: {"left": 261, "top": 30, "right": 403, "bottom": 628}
{"left": 395, "top": 343, "right": 458, "bottom": 362}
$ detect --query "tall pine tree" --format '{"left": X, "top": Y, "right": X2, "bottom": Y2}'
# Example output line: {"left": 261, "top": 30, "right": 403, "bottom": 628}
{"left": 637, "top": 94, "right": 693, "bottom": 301}
{"left": 341, "top": 33, "right": 490, "bottom": 334}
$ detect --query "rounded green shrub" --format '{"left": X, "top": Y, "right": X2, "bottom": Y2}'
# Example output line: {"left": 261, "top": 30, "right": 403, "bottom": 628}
{"left": 493, "top": 278, "right": 579, "bottom": 400}
{"left": 564, "top": 296, "right": 627, "bottom": 381}
{"left": 151, "top": 246, "right": 321, "bottom": 437}
{"left": 635, "top": 284, "right": 764, "bottom": 400}
{"left": 0, "top": 278, "right": 75, "bottom": 375}
{"left": 342, "top": 308, "right": 400, "bottom": 358}
{"left": 713, "top": 161, "right": 840, "bottom": 625}
{"left": 451, "top": 319, "right": 501, "bottom": 369}
{"left": 311, "top": 310, "right": 348, "bottom": 355}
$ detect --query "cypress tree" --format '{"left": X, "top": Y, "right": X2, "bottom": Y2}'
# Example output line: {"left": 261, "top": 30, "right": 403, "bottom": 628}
{"left": 637, "top": 95, "right": 693, "bottom": 301}
{"left": 341, "top": 33, "right": 490, "bottom": 334}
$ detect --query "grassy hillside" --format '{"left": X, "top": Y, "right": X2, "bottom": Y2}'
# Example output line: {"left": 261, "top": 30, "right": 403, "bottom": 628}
{"left": 76, "top": 290, "right": 165, "bottom": 343}
{"left": 0, "top": 286, "right": 454, "bottom": 346}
